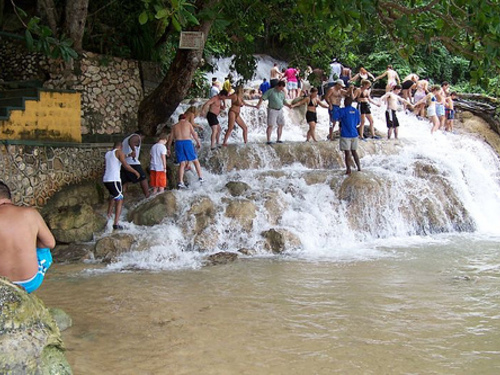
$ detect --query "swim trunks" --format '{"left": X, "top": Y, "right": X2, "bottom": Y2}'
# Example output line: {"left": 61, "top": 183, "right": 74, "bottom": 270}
{"left": 121, "top": 164, "right": 146, "bottom": 183}
{"left": 339, "top": 137, "right": 359, "bottom": 151}
{"left": 13, "top": 248, "right": 53, "bottom": 293}
{"left": 401, "top": 80, "right": 414, "bottom": 90}
{"left": 150, "top": 170, "right": 167, "bottom": 188}
{"left": 306, "top": 111, "right": 317, "bottom": 123}
{"left": 104, "top": 181, "right": 124, "bottom": 200}
{"left": 359, "top": 102, "right": 371, "bottom": 115}
{"left": 387, "top": 79, "right": 397, "bottom": 89}
{"left": 436, "top": 103, "right": 445, "bottom": 117}
{"left": 270, "top": 79, "right": 279, "bottom": 88}
{"left": 175, "top": 140, "right": 197, "bottom": 162}
{"left": 287, "top": 81, "right": 298, "bottom": 90}
{"left": 207, "top": 112, "right": 219, "bottom": 126}
{"left": 328, "top": 105, "right": 341, "bottom": 125}
{"left": 445, "top": 108, "right": 455, "bottom": 120}
{"left": 267, "top": 108, "right": 285, "bottom": 127}
{"left": 385, "top": 109, "right": 400, "bottom": 128}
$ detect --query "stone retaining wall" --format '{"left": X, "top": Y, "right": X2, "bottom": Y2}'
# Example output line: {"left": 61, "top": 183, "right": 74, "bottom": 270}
{"left": 0, "top": 142, "right": 109, "bottom": 207}
{"left": 0, "top": 37, "right": 162, "bottom": 136}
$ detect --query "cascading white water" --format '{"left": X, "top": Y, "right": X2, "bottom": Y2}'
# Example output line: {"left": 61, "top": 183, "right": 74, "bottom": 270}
{"left": 108, "top": 57, "right": 500, "bottom": 271}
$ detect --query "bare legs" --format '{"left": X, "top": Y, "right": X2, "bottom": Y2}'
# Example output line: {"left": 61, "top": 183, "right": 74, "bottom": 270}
{"left": 107, "top": 198, "right": 123, "bottom": 226}
{"left": 306, "top": 121, "right": 317, "bottom": 142}
{"left": 223, "top": 111, "right": 248, "bottom": 146}
{"left": 344, "top": 150, "right": 361, "bottom": 175}
{"left": 266, "top": 124, "right": 284, "bottom": 143}
{"left": 210, "top": 124, "right": 221, "bottom": 149}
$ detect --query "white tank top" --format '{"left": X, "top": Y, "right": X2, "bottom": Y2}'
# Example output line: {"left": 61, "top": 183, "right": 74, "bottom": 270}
{"left": 103, "top": 149, "right": 122, "bottom": 182}
{"left": 122, "top": 134, "right": 141, "bottom": 165}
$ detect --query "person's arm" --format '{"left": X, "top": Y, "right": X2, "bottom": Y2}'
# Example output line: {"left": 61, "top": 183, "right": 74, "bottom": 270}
{"left": 117, "top": 149, "right": 141, "bottom": 178}
{"left": 367, "top": 71, "right": 375, "bottom": 80}
{"left": 257, "top": 90, "right": 269, "bottom": 108}
{"left": 201, "top": 98, "right": 214, "bottom": 116}
{"left": 318, "top": 99, "right": 329, "bottom": 108}
{"left": 413, "top": 93, "right": 429, "bottom": 107}
{"left": 127, "top": 134, "right": 140, "bottom": 159}
{"left": 374, "top": 71, "right": 387, "bottom": 82}
{"left": 190, "top": 125, "right": 201, "bottom": 148}
{"left": 396, "top": 73, "right": 401, "bottom": 84}
{"left": 349, "top": 73, "right": 360, "bottom": 83}
{"left": 161, "top": 151, "right": 167, "bottom": 171}
{"left": 36, "top": 210, "right": 56, "bottom": 249}
{"left": 290, "top": 97, "right": 308, "bottom": 108}
{"left": 352, "top": 88, "right": 361, "bottom": 100}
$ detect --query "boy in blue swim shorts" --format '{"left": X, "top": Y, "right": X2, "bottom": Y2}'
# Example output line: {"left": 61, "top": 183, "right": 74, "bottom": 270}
{"left": 167, "top": 114, "right": 204, "bottom": 189}
{"left": 0, "top": 181, "right": 56, "bottom": 293}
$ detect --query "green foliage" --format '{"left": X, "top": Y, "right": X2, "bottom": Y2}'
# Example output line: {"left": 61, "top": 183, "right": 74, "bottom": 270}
{"left": 186, "top": 68, "right": 210, "bottom": 98}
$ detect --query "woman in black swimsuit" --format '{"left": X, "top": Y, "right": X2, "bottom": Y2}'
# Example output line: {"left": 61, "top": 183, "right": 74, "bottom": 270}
{"left": 353, "top": 80, "right": 381, "bottom": 139}
{"left": 291, "top": 88, "right": 329, "bottom": 142}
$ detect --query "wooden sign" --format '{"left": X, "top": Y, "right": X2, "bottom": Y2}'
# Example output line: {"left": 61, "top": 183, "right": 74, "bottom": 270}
{"left": 179, "top": 32, "right": 204, "bottom": 50}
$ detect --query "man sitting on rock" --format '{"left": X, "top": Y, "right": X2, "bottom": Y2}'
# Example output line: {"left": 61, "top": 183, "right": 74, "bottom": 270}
{"left": 0, "top": 181, "right": 56, "bottom": 293}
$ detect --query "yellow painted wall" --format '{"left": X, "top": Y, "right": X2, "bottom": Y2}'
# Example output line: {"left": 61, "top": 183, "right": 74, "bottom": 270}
{"left": 0, "top": 91, "right": 82, "bottom": 142}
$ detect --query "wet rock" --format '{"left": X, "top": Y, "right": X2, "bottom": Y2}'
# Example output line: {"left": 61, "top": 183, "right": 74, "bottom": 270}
{"left": 41, "top": 181, "right": 104, "bottom": 212}
{"left": 127, "top": 191, "right": 177, "bottom": 226}
{"left": 262, "top": 190, "right": 287, "bottom": 225}
{"left": 94, "top": 233, "right": 136, "bottom": 262}
{"left": 52, "top": 243, "right": 94, "bottom": 263}
{"left": 226, "top": 181, "right": 251, "bottom": 196}
{"left": 225, "top": 199, "right": 257, "bottom": 231}
{"left": 337, "top": 171, "right": 384, "bottom": 203}
{"left": 205, "top": 252, "right": 238, "bottom": 266}
{"left": 188, "top": 197, "right": 216, "bottom": 234}
{"left": 0, "top": 277, "right": 72, "bottom": 374}
{"left": 46, "top": 204, "right": 106, "bottom": 243}
{"left": 261, "top": 228, "right": 302, "bottom": 254}
{"left": 302, "top": 170, "right": 331, "bottom": 185}
{"left": 193, "top": 230, "right": 219, "bottom": 252}
{"left": 238, "top": 248, "right": 257, "bottom": 255}
{"left": 49, "top": 308, "right": 73, "bottom": 332}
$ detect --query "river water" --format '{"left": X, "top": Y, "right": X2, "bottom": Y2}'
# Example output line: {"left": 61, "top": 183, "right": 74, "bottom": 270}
{"left": 38, "top": 60, "right": 500, "bottom": 373}
{"left": 39, "top": 234, "right": 500, "bottom": 374}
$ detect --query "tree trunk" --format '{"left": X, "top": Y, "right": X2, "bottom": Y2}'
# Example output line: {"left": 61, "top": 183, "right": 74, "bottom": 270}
{"left": 138, "top": 0, "right": 220, "bottom": 136}
{"left": 63, "top": 0, "right": 89, "bottom": 52}
{"left": 38, "top": 0, "right": 59, "bottom": 36}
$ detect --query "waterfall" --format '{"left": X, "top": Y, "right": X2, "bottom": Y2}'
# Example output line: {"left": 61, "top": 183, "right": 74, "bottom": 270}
{"left": 107, "top": 58, "right": 500, "bottom": 271}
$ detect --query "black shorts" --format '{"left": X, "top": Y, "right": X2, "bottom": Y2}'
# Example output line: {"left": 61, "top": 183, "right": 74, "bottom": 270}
{"left": 385, "top": 110, "right": 400, "bottom": 128}
{"left": 306, "top": 111, "right": 317, "bottom": 123}
{"left": 207, "top": 112, "right": 219, "bottom": 126}
{"left": 104, "top": 181, "right": 123, "bottom": 200}
{"left": 270, "top": 79, "right": 279, "bottom": 88}
{"left": 121, "top": 164, "right": 146, "bottom": 184}
{"left": 358, "top": 102, "right": 371, "bottom": 115}
{"left": 402, "top": 80, "right": 414, "bottom": 90}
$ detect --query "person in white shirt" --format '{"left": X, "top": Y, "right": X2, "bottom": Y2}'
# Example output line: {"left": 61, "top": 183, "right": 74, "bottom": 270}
{"left": 150, "top": 134, "right": 168, "bottom": 194}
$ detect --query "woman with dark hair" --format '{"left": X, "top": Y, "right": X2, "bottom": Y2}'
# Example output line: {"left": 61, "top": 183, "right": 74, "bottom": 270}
{"left": 291, "top": 88, "right": 329, "bottom": 142}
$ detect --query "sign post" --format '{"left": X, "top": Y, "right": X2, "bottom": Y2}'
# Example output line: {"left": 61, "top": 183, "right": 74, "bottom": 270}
{"left": 179, "top": 32, "right": 204, "bottom": 50}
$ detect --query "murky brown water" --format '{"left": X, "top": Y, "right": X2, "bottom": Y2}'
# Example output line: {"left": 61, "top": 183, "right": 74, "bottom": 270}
{"left": 38, "top": 237, "right": 500, "bottom": 375}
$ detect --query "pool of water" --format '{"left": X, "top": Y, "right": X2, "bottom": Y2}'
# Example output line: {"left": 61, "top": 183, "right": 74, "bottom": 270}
{"left": 38, "top": 234, "right": 500, "bottom": 375}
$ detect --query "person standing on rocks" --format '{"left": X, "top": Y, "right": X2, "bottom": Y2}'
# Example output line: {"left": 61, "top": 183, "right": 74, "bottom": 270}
{"left": 104, "top": 142, "right": 141, "bottom": 230}
{"left": 167, "top": 114, "right": 204, "bottom": 189}
{"left": 0, "top": 181, "right": 56, "bottom": 293}
{"left": 121, "top": 130, "right": 150, "bottom": 198}
{"left": 256, "top": 81, "right": 292, "bottom": 144}
{"left": 149, "top": 134, "right": 168, "bottom": 194}
{"left": 202, "top": 89, "right": 229, "bottom": 150}
{"left": 338, "top": 97, "right": 362, "bottom": 175}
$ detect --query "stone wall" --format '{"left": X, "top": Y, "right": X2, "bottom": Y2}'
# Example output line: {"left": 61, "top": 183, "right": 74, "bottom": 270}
{"left": 0, "top": 37, "right": 162, "bottom": 136}
{"left": 0, "top": 141, "right": 109, "bottom": 207}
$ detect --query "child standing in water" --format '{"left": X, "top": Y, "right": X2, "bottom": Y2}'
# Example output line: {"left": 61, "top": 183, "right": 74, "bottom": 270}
{"left": 150, "top": 134, "right": 168, "bottom": 194}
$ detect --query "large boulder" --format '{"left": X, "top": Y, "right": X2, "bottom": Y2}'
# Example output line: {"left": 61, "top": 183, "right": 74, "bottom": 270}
{"left": 224, "top": 199, "right": 257, "bottom": 231}
{"left": 127, "top": 191, "right": 177, "bottom": 226}
{"left": 261, "top": 228, "right": 302, "bottom": 254}
{"left": 188, "top": 197, "right": 216, "bottom": 235}
{"left": 205, "top": 252, "right": 239, "bottom": 266}
{"left": 51, "top": 243, "right": 94, "bottom": 263}
{"left": 94, "top": 233, "right": 136, "bottom": 263}
{"left": 45, "top": 203, "right": 106, "bottom": 243}
{"left": 0, "top": 277, "right": 72, "bottom": 374}
{"left": 225, "top": 181, "right": 250, "bottom": 197}
{"left": 262, "top": 190, "right": 288, "bottom": 225}
{"left": 41, "top": 181, "right": 104, "bottom": 213}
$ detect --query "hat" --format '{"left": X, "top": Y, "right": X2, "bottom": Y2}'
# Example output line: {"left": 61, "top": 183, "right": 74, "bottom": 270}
{"left": 336, "top": 79, "right": 345, "bottom": 87}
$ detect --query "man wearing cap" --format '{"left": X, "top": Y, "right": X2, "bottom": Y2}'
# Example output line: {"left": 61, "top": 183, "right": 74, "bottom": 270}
{"left": 256, "top": 81, "right": 292, "bottom": 144}
{"left": 325, "top": 79, "right": 352, "bottom": 140}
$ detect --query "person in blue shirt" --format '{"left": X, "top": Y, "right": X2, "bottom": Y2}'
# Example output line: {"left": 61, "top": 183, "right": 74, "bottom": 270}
{"left": 338, "top": 96, "right": 361, "bottom": 175}
{"left": 259, "top": 78, "right": 270, "bottom": 94}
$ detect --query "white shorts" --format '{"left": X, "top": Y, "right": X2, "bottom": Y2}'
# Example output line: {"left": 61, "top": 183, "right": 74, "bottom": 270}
{"left": 287, "top": 81, "right": 298, "bottom": 90}
{"left": 427, "top": 105, "right": 436, "bottom": 117}
{"left": 267, "top": 108, "right": 285, "bottom": 127}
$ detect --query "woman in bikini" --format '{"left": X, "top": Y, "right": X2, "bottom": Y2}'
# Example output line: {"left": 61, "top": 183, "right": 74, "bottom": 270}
{"left": 222, "top": 85, "right": 256, "bottom": 146}
{"left": 414, "top": 85, "right": 440, "bottom": 133}
{"left": 349, "top": 67, "right": 375, "bottom": 86}
{"left": 353, "top": 80, "right": 381, "bottom": 139}
{"left": 291, "top": 87, "right": 328, "bottom": 142}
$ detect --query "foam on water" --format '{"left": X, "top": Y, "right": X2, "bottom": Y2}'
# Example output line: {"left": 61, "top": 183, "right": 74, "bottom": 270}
{"left": 109, "top": 57, "right": 500, "bottom": 271}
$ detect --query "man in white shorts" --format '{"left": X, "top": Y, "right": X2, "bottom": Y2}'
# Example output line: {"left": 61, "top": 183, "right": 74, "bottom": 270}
{"left": 256, "top": 81, "right": 292, "bottom": 144}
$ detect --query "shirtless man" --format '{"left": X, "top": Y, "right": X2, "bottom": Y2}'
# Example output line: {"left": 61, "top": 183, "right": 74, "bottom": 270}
{"left": 0, "top": 181, "right": 56, "bottom": 293}
{"left": 401, "top": 73, "right": 419, "bottom": 103}
{"left": 167, "top": 114, "right": 203, "bottom": 188}
{"left": 445, "top": 92, "right": 457, "bottom": 132}
{"left": 324, "top": 79, "right": 352, "bottom": 140}
{"left": 201, "top": 89, "right": 228, "bottom": 150}
{"left": 374, "top": 65, "right": 401, "bottom": 92}
{"left": 270, "top": 63, "right": 282, "bottom": 88}
{"left": 380, "top": 85, "right": 412, "bottom": 139}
